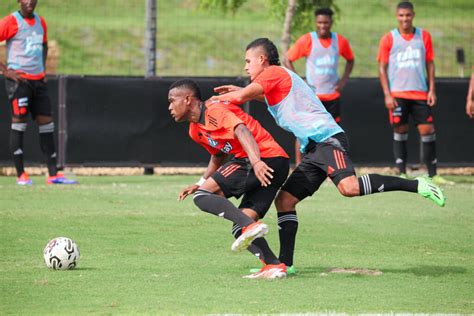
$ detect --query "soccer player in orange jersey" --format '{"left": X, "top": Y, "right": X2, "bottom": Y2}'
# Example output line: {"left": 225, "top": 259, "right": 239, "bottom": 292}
{"left": 0, "top": 0, "right": 76, "bottom": 185}
{"left": 284, "top": 7, "right": 354, "bottom": 164}
{"left": 168, "top": 79, "right": 289, "bottom": 279}
{"left": 378, "top": 1, "right": 451, "bottom": 185}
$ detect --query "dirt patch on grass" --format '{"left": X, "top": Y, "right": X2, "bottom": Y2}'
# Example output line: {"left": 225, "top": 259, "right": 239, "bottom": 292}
{"left": 322, "top": 268, "right": 383, "bottom": 276}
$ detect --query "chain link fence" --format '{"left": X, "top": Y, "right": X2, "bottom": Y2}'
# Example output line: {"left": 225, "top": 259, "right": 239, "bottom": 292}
{"left": 1, "top": 0, "right": 472, "bottom": 77}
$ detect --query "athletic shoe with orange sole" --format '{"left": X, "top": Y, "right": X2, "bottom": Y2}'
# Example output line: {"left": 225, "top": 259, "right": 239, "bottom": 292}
{"left": 231, "top": 221, "right": 268, "bottom": 252}
{"left": 17, "top": 172, "right": 33, "bottom": 185}
{"left": 46, "top": 173, "right": 78, "bottom": 185}
{"left": 243, "top": 263, "right": 287, "bottom": 279}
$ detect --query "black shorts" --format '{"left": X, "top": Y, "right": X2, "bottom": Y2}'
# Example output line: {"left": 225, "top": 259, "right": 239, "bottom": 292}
{"left": 281, "top": 132, "right": 356, "bottom": 200}
{"left": 390, "top": 98, "right": 434, "bottom": 126}
{"left": 5, "top": 79, "right": 52, "bottom": 119}
{"left": 211, "top": 156, "right": 289, "bottom": 218}
{"left": 322, "top": 98, "right": 341, "bottom": 123}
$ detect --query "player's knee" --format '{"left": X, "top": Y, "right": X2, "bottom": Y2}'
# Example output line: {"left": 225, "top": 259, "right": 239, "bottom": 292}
{"left": 394, "top": 124, "right": 409, "bottom": 134}
{"left": 337, "top": 179, "right": 359, "bottom": 197}
{"left": 192, "top": 189, "right": 212, "bottom": 209}
{"left": 275, "top": 190, "right": 297, "bottom": 211}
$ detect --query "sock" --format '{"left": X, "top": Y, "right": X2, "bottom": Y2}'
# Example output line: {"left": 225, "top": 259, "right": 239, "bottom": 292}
{"left": 393, "top": 132, "right": 408, "bottom": 174}
{"left": 277, "top": 211, "right": 298, "bottom": 267}
{"left": 39, "top": 122, "right": 57, "bottom": 176}
{"left": 10, "top": 123, "right": 27, "bottom": 177}
{"left": 358, "top": 174, "right": 418, "bottom": 195}
{"left": 193, "top": 190, "right": 254, "bottom": 228}
{"left": 232, "top": 224, "right": 265, "bottom": 263}
{"left": 421, "top": 134, "right": 437, "bottom": 177}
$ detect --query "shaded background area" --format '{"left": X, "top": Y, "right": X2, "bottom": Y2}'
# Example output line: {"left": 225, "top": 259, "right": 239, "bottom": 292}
{"left": 0, "top": 0, "right": 472, "bottom": 77}
{"left": 0, "top": 77, "right": 471, "bottom": 167}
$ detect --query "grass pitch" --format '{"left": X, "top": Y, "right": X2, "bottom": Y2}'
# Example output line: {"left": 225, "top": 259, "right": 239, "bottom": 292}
{"left": 0, "top": 175, "right": 472, "bottom": 314}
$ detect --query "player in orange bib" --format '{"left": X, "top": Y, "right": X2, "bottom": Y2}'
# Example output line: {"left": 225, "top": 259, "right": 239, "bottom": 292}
{"left": 168, "top": 79, "right": 289, "bottom": 279}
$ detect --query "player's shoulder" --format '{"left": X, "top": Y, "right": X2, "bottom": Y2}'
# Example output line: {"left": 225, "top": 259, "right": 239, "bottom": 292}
{"left": 0, "top": 14, "right": 17, "bottom": 25}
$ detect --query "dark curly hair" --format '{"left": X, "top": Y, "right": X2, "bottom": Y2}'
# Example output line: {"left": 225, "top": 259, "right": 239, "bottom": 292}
{"left": 169, "top": 79, "right": 202, "bottom": 100}
{"left": 246, "top": 38, "right": 280, "bottom": 66}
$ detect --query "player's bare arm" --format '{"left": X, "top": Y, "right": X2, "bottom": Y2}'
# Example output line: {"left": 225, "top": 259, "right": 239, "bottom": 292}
{"left": 379, "top": 62, "right": 397, "bottom": 109}
{"left": 211, "top": 82, "right": 265, "bottom": 104}
{"left": 282, "top": 59, "right": 296, "bottom": 72}
{"left": 178, "top": 153, "right": 226, "bottom": 201}
{"left": 335, "top": 59, "right": 354, "bottom": 92}
{"left": 426, "top": 61, "right": 437, "bottom": 107}
{"left": 234, "top": 123, "right": 273, "bottom": 187}
{"left": 467, "top": 72, "right": 474, "bottom": 118}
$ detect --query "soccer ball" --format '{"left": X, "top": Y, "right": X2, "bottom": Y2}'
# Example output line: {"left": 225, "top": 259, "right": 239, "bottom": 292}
{"left": 43, "top": 237, "right": 80, "bottom": 270}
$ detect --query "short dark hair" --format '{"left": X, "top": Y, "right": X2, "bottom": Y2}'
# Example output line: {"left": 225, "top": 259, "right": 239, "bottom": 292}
{"left": 169, "top": 79, "right": 202, "bottom": 100}
{"left": 246, "top": 38, "right": 280, "bottom": 66}
{"left": 397, "top": 1, "right": 414, "bottom": 11}
{"left": 314, "top": 7, "right": 334, "bottom": 18}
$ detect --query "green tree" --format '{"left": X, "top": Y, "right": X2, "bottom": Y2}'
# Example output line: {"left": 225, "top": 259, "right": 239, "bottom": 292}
{"left": 198, "top": 0, "right": 338, "bottom": 59}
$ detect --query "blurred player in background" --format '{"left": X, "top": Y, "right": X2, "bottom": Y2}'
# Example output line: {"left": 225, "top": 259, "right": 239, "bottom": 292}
{"left": 378, "top": 1, "right": 451, "bottom": 185}
{"left": 466, "top": 67, "right": 474, "bottom": 118}
{"left": 0, "top": 0, "right": 76, "bottom": 185}
{"left": 212, "top": 37, "right": 445, "bottom": 272}
{"left": 284, "top": 7, "right": 354, "bottom": 164}
{"left": 168, "top": 79, "right": 289, "bottom": 279}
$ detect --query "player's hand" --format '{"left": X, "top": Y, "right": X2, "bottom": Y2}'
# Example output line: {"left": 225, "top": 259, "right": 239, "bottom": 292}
{"left": 214, "top": 85, "right": 242, "bottom": 95}
{"left": 427, "top": 90, "right": 437, "bottom": 107}
{"left": 466, "top": 99, "right": 474, "bottom": 119}
{"left": 252, "top": 160, "right": 273, "bottom": 187}
{"left": 178, "top": 184, "right": 199, "bottom": 201}
{"left": 335, "top": 80, "right": 346, "bottom": 92}
{"left": 4, "top": 69, "right": 25, "bottom": 83}
{"left": 384, "top": 95, "right": 397, "bottom": 110}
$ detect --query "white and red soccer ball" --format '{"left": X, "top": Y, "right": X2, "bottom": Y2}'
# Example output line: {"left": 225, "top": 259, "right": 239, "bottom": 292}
{"left": 43, "top": 237, "right": 80, "bottom": 270}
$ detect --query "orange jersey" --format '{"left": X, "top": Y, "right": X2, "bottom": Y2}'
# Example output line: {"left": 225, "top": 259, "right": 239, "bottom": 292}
{"left": 378, "top": 29, "right": 434, "bottom": 100}
{"left": 189, "top": 101, "right": 288, "bottom": 159}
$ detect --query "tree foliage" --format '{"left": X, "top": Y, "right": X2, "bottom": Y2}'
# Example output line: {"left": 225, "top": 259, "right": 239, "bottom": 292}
{"left": 198, "top": 0, "right": 339, "bottom": 39}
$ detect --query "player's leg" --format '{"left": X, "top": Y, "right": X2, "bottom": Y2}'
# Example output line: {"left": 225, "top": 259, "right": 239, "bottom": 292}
{"left": 391, "top": 99, "right": 410, "bottom": 176}
{"left": 275, "top": 149, "right": 327, "bottom": 270}
{"left": 323, "top": 98, "right": 341, "bottom": 124}
{"left": 33, "top": 80, "right": 77, "bottom": 184}
{"left": 412, "top": 100, "right": 452, "bottom": 184}
{"left": 324, "top": 133, "right": 445, "bottom": 206}
{"left": 6, "top": 79, "right": 32, "bottom": 184}
{"left": 193, "top": 160, "right": 268, "bottom": 251}
{"left": 238, "top": 157, "right": 290, "bottom": 268}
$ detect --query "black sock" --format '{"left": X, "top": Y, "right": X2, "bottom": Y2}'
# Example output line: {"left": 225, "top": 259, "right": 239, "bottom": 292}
{"left": 358, "top": 174, "right": 418, "bottom": 195}
{"left": 39, "top": 122, "right": 57, "bottom": 176}
{"left": 251, "top": 238, "right": 280, "bottom": 265}
{"left": 421, "top": 134, "right": 437, "bottom": 177}
{"left": 10, "top": 123, "right": 27, "bottom": 177}
{"left": 277, "top": 211, "right": 298, "bottom": 267}
{"left": 232, "top": 224, "right": 265, "bottom": 263}
{"left": 193, "top": 190, "right": 254, "bottom": 227}
{"left": 393, "top": 133, "right": 408, "bottom": 174}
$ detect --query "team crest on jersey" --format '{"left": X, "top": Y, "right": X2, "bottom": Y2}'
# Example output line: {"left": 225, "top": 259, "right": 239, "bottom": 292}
{"left": 207, "top": 137, "right": 219, "bottom": 147}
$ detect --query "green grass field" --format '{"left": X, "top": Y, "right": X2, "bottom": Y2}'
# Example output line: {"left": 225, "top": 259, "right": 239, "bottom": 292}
{"left": 1, "top": 0, "right": 472, "bottom": 77}
{"left": 0, "top": 175, "right": 473, "bottom": 314}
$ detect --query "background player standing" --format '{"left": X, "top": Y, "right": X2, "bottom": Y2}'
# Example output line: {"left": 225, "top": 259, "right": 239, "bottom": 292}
{"left": 377, "top": 1, "right": 451, "bottom": 185}
{"left": 284, "top": 8, "right": 354, "bottom": 164}
{"left": 0, "top": 0, "right": 76, "bottom": 185}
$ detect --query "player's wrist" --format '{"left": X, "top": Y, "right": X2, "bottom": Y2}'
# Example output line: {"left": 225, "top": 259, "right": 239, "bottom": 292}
{"left": 195, "top": 177, "right": 206, "bottom": 186}
{"left": 251, "top": 160, "right": 262, "bottom": 168}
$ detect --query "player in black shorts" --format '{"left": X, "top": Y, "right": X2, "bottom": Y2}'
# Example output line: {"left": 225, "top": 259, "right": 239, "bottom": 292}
{"left": 169, "top": 79, "right": 289, "bottom": 279}
{"left": 0, "top": 0, "right": 76, "bottom": 185}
